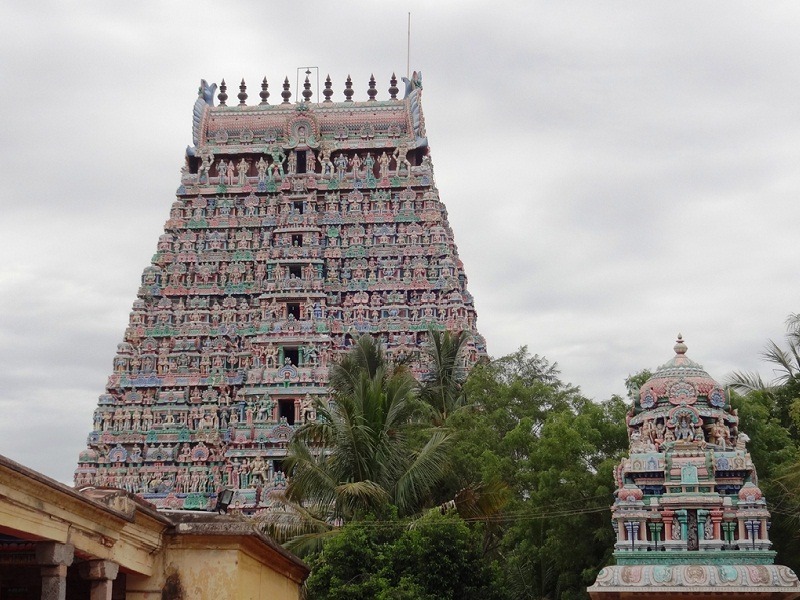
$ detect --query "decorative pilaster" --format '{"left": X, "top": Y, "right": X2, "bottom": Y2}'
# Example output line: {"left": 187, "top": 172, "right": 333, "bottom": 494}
{"left": 662, "top": 508, "right": 674, "bottom": 541}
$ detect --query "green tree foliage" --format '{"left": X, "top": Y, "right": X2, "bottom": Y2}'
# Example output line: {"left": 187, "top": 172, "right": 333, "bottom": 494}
{"left": 625, "top": 369, "right": 652, "bottom": 400}
{"left": 263, "top": 335, "right": 453, "bottom": 552}
{"left": 418, "top": 328, "right": 471, "bottom": 426}
{"left": 305, "top": 511, "right": 504, "bottom": 600}
{"left": 440, "top": 348, "right": 628, "bottom": 599}
{"left": 276, "top": 339, "right": 636, "bottom": 598}
{"left": 727, "top": 315, "right": 800, "bottom": 571}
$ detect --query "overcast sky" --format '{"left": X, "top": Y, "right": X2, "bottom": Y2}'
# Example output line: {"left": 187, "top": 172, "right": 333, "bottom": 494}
{"left": 2, "top": 1, "right": 799, "bottom": 484}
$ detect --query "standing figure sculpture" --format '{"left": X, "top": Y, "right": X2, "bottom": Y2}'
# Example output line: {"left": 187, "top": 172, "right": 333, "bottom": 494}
{"left": 237, "top": 158, "right": 249, "bottom": 185}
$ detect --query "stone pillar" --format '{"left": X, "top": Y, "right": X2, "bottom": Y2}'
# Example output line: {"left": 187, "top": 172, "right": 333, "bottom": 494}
{"left": 662, "top": 509, "right": 674, "bottom": 541}
{"left": 711, "top": 509, "right": 723, "bottom": 540}
{"left": 697, "top": 509, "right": 709, "bottom": 540}
{"left": 80, "top": 560, "right": 120, "bottom": 600}
{"left": 35, "top": 542, "right": 74, "bottom": 600}
{"left": 676, "top": 510, "right": 688, "bottom": 541}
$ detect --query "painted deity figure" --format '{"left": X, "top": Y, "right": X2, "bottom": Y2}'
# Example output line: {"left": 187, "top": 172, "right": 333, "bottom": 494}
{"left": 300, "top": 394, "right": 315, "bottom": 422}
{"left": 421, "top": 152, "right": 432, "bottom": 172}
{"left": 269, "top": 147, "right": 286, "bottom": 177}
{"left": 334, "top": 153, "right": 348, "bottom": 181}
{"left": 350, "top": 153, "right": 363, "bottom": 178}
{"left": 663, "top": 426, "right": 675, "bottom": 443}
{"left": 378, "top": 151, "right": 390, "bottom": 179}
{"left": 364, "top": 153, "right": 375, "bottom": 178}
{"left": 256, "top": 157, "right": 268, "bottom": 183}
{"left": 217, "top": 159, "right": 227, "bottom": 183}
{"left": 712, "top": 417, "right": 730, "bottom": 449}
{"left": 198, "top": 152, "right": 214, "bottom": 183}
{"left": 306, "top": 149, "right": 316, "bottom": 173}
{"left": 320, "top": 143, "right": 335, "bottom": 178}
{"left": 675, "top": 415, "right": 694, "bottom": 441}
{"left": 393, "top": 142, "right": 412, "bottom": 176}
{"left": 237, "top": 158, "right": 249, "bottom": 185}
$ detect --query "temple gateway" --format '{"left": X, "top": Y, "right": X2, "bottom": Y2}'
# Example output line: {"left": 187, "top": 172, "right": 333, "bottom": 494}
{"left": 74, "top": 72, "right": 486, "bottom": 513}
{"left": 588, "top": 336, "right": 800, "bottom": 599}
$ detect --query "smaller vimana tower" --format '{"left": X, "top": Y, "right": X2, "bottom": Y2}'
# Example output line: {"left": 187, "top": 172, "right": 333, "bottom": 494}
{"left": 589, "top": 336, "right": 800, "bottom": 599}
{"left": 75, "top": 71, "right": 486, "bottom": 512}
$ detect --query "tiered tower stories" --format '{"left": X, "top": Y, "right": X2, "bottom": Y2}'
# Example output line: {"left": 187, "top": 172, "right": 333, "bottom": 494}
{"left": 75, "top": 72, "right": 486, "bottom": 512}
{"left": 589, "top": 336, "right": 800, "bottom": 599}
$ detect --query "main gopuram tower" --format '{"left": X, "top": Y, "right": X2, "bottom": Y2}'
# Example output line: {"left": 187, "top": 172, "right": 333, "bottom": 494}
{"left": 75, "top": 71, "right": 486, "bottom": 512}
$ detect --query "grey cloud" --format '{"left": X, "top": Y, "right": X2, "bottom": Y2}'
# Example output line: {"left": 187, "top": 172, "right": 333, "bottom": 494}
{"left": 3, "top": 0, "right": 800, "bottom": 483}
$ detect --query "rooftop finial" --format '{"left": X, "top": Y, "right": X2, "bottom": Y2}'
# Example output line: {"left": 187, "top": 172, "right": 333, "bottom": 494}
{"left": 389, "top": 73, "right": 399, "bottom": 100}
{"left": 674, "top": 334, "right": 687, "bottom": 355}
{"left": 218, "top": 79, "right": 228, "bottom": 107}
{"left": 323, "top": 75, "right": 333, "bottom": 103}
{"left": 281, "top": 77, "right": 292, "bottom": 104}
{"left": 259, "top": 77, "right": 269, "bottom": 105}
{"left": 344, "top": 75, "right": 354, "bottom": 102}
{"left": 302, "top": 74, "right": 312, "bottom": 102}
{"left": 238, "top": 79, "right": 248, "bottom": 106}
{"left": 367, "top": 74, "right": 377, "bottom": 101}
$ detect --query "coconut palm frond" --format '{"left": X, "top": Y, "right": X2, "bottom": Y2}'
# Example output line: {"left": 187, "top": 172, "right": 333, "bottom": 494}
{"left": 419, "top": 328, "right": 471, "bottom": 425}
{"left": 394, "top": 429, "right": 453, "bottom": 514}
{"left": 284, "top": 440, "right": 338, "bottom": 507}
{"left": 452, "top": 478, "right": 512, "bottom": 520}
{"left": 283, "top": 527, "right": 342, "bottom": 556}
{"left": 727, "top": 370, "right": 770, "bottom": 395}
{"left": 257, "top": 492, "right": 333, "bottom": 545}
{"left": 762, "top": 339, "right": 799, "bottom": 384}
{"left": 334, "top": 480, "right": 392, "bottom": 515}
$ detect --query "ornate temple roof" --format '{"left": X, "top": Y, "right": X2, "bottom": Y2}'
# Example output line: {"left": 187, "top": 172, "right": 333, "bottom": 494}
{"left": 630, "top": 335, "right": 729, "bottom": 426}
{"left": 590, "top": 336, "right": 800, "bottom": 598}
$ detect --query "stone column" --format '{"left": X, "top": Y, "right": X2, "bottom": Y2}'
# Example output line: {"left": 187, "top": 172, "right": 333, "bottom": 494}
{"left": 676, "top": 510, "right": 688, "bottom": 541}
{"left": 662, "top": 509, "right": 674, "bottom": 541}
{"left": 80, "top": 560, "right": 120, "bottom": 600}
{"left": 35, "top": 542, "right": 74, "bottom": 600}
{"left": 711, "top": 509, "right": 723, "bottom": 540}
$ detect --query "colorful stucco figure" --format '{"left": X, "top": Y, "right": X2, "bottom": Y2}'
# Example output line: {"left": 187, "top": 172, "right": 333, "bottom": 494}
{"left": 588, "top": 336, "right": 800, "bottom": 599}
{"left": 75, "top": 73, "right": 486, "bottom": 513}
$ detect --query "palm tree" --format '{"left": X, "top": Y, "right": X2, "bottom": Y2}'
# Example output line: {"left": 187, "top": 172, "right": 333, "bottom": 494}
{"left": 261, "top": 335, "right": 453, "bottom": 552}
{"left": 419, "top": 328, "right": 471, "bottom": 426}
{"left": 729, "top": 313, "right": 800, "bottom": 395}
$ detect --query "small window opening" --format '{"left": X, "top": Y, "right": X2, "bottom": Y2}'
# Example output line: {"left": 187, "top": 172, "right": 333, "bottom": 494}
{"left": 297, "top": 151, "right": 307, "bottom": 174}
{"left": 278, "top": 399, "right": 296, "bottom": 425}
{"left": 291, "top": 234, "right": 303, "bottom": 247}
{"left": 287, "top": 303, "right": 300, "bottom": 319}
{"left": 288, "top": 265, "right": 302, "bottom": 278}
{"left": 293, "top": 201, "right": 304, "bottom": 214}
{"left": 283, "top": 347, "right": 299, "bottom": 366}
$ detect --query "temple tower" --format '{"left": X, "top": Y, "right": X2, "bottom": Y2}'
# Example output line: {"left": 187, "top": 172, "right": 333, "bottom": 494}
{"left": 75, "top": 72, "right": 486, "bottom": 512}
{"left": 588, "top": 336, "right": 800, "bottom": 599}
